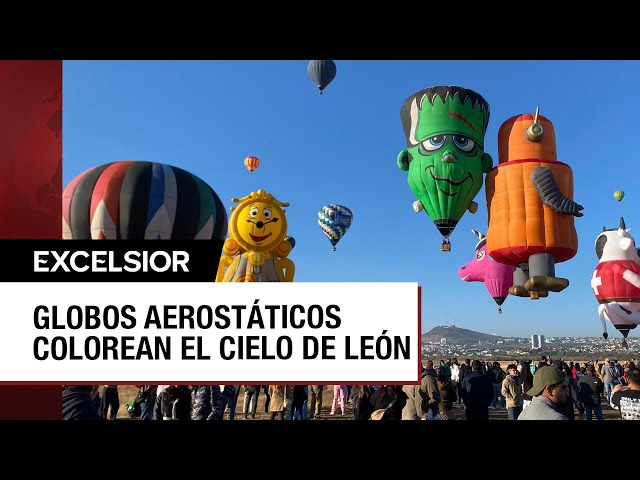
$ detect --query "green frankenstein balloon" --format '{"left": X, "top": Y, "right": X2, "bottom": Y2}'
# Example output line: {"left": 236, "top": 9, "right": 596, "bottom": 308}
{"left": 398, "top": 86, "right": 492, "bottom": 248}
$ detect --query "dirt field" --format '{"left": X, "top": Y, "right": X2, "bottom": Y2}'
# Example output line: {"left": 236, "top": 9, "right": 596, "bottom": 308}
{"left": 108, "top": 384, "right": 622, "bottom": 420}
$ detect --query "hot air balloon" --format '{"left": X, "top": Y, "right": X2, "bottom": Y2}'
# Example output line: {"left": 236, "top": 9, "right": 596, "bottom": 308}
{"left": 216, "top": 189, "right": 295, "bottom": 282}
{"left": 614, "top": 190, "right": 625, "bottom": 202}
{"left": 318, "top": 204, "right": 352, "bottom": 251}
{"left": 307, "top": 60, "right": 337, "bottom": 95}
{"left": 459, "top": 230, "right": 514, "bottom": 313}
{"left": 486, "top": 108, "right": 582, "bottom": 300}
{"left": 592, "top": 217, "right": 640, "bottom": 348}
{"left": 62, "top": 161, "right": 228, "bottom": 240}
{"left": 244, "top": 156, "right": 260, "bottom": 174}
{"left": 397, "top": 86, "right": 493, "bottom": 252}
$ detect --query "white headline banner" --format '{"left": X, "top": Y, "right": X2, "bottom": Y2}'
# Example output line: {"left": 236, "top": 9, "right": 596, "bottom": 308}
{"left": 0, "top": 282, "right": 420, "bottom": 383}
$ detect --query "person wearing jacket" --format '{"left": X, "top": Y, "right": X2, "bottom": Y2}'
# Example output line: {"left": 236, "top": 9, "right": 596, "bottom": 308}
{"left": 370, "top": 385, "right": 406, "bottom": 420}
{"left": 191, "top": 385, "right": 224, "bottom": 420}
{"left": 600, "top": 359, "right": 616, "bottom": 406}
{"left": 556, "top": 362, "right": 582, "bottom": 420}
{"left": 350, "top": 385, "right": 375, "bottom": 420}
{"left": 519, "top": 360, "right": 534, "bottom": 411}
{"left": 62, "top": 385, "right": 101, "bottom": 420}
{"left": 134, "top": 385, "right": 158, "bottom": 421}
{"left": 219, "top": 385, "right": 240, "bottom": 420}
{"left": 460, "top": 360, "right": 494, "bottom": 420}
{"left": 577, "top": 365, "right": 604, "bottom": 421}
{"left": 437, "top": 374, "right": 456, "bottom": 420}
{"left": 518, "top": 366, "right": 568, "bottom": 420}
{"left": 100, "top": 385, "right": 119, "bottom": 420}
{"left": 501, "top": 364, "right": 523, "bottom": 420}
{"left": 154, "top": 385, "right": 192, "bottom": 420}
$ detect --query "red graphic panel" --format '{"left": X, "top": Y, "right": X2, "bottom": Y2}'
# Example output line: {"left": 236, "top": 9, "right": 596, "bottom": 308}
{"left": 0, "top": 60, "right": 62, "bottom": 419}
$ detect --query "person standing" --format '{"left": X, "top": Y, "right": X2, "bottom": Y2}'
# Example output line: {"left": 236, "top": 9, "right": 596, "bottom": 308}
{"left": 308, "top": 385, "right": 324, "bottom": 419}
{"left": 100, "top": 385, "right": 119, "bottom": 420}
{"left": 611, "top": 368, "right": 640, "bottom": 420}
{"left": 518, "top": 366, "right": 568, "bottom": 420}
{"left": 154, "top": 385, "right": 192, "bottom": 420}
{"left": 220, "top": 385, "right": 240, "bottom": 420}
{"left": 62, "top": 385, "right": 101, "bottom": 420}
{"left": 577, "top": 365, "right": 604, "bottom": 421}
{"left": 242, "top": 385, "right": 260, "bottom": 419}
{"left": 501, "top": 364, "right": 523, "bottom": 420}
{"left": 268, "top": 385, "right": 287, "bottom": 420}
{"left": 437, "top": 374, "right": 456, "bottom": 420}
{"left": 459, "top": 360, "right": 494, "bottom": 420}
{"left": 601, "top": 358, "right": 616, "bottom": 407}
{"left": 488, "top": 362, "right": 507, "bottom": 409}
{"left": 519, "top": 360, "right": 534, "bottom": 411}
{"left": 191, "top": 385, "right": 224, "bottom": 421}
{"left": 330, "top": 384, "right": 348, "bottom": 416}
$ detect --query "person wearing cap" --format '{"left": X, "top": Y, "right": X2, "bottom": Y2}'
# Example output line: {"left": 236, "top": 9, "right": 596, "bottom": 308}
{"left": 577, "top": 365, "right": 604, "bottom": 420}
{"left": 517, "top": 366, "right": 568, "bottom": 420}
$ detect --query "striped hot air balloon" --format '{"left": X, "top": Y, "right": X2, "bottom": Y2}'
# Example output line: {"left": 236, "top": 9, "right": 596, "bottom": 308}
{"left": 62, "top": 161, "right": 227, "bottom": 240}
{"left": 244, "top": 156, "right": 260, "bottom": 174}
{"left": 318, "top": 204, "right": 353, "bottom": 251}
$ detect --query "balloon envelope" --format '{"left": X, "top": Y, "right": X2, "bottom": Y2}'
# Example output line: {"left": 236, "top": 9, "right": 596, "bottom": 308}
{"left": 614, "top": 190, "right": 625, "bottom": 202}
{"left": 458, "top": 231, "right": 512, "bottom": 312}
{"left": 307, "top": 60, "right": 337, "bottom": 94}
{"left": 318, "top": 205, "right": 352, "bottom": 250}
{"left": 62, "top": 161, "right": 227, "bottom": 240}
{"left": 244, "top": 156, "right": 260, "bottom": 173}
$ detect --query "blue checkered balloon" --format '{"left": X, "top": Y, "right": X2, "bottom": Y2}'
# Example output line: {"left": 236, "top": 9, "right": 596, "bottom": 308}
{"left": 318, "top": 204, "right": 353, "bottom": 251}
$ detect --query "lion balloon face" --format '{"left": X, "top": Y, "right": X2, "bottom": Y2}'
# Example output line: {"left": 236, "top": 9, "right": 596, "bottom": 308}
{"left": 230, "top": 198, "right": 288, "bottom": 252}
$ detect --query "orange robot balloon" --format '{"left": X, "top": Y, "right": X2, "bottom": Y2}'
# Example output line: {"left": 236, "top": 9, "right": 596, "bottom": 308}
{"left": 244, "top": 156, "right": 260, "bottom": 174}
{"left": 485, "top": 108, "right": 583, "bottom": 300}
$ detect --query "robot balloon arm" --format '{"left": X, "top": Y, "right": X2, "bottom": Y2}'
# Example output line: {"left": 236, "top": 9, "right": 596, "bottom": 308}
{"left": 530, "top": 167, "right": 584, "bottom": 217}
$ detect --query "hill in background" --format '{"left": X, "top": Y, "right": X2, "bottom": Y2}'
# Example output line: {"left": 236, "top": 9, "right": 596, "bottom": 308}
{"left": 422, "top": 325, "right": 507, "bottom": 344}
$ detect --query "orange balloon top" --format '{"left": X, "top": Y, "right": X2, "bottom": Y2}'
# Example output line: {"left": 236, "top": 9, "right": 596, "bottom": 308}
{"left": 498, "top": 113, "right": 557, "bottom": 163}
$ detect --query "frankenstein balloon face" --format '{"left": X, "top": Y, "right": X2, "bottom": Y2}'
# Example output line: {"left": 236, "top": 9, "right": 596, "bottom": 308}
{"left": 398, "top": 86, "right": 492, "bottom": 240}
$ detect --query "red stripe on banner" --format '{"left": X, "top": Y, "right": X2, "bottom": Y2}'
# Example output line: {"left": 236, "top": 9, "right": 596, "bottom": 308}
{"left": 0, "top": 60, "right": 62, "bottom": 419}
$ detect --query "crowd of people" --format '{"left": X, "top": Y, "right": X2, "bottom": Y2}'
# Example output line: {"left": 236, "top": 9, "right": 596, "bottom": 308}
{"left": 61, "top": 356, "right": 640, "bottom": 420}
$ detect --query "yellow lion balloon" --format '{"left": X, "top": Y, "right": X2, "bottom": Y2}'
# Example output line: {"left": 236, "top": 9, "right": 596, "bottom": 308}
{"left": 216, "top": 189, "right": 295, "bottom": 282}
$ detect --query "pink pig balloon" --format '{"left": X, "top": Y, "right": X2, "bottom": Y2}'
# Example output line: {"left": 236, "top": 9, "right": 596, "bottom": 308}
{"left": 458, "top": 230, "right": 514, "bottom": 314}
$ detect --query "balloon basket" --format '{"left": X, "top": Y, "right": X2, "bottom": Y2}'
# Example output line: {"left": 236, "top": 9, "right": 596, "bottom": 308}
{"left": 530, "top": 291, "right": 539, "bottom": 300}
{"left": 497, "top": 307, "right": 502, "bottom": 314}
{"left": 441, "top": 242, "right": 451, "bottom": 252}
{"left": 331, "top": 246, "right": 336, "bottom": 252}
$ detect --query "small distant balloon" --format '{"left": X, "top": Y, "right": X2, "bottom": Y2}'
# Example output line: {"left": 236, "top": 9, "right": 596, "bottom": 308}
{"left": 614, "top": 190, "right": 625, "bottom": 202}
{"left": 244, "top": 156, "right": 260, "bottom": 174}
{"left": 318, "top": 204, "right": 352, "bottom": 251}
{"left": 307, "top": 60, "right": 337, "bottom": 95}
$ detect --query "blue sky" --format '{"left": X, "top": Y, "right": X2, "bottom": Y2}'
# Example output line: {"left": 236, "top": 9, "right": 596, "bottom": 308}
{"left": 62, "top": 60, "right": 640, "bottom": 339}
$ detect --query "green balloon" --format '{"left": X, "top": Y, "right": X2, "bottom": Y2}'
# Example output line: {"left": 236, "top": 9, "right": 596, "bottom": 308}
{"left": 397, "top": 86, "right": 492, "bottom": 239}
{"left": 614, "top": 190, "right": 625, "bottom": 202}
